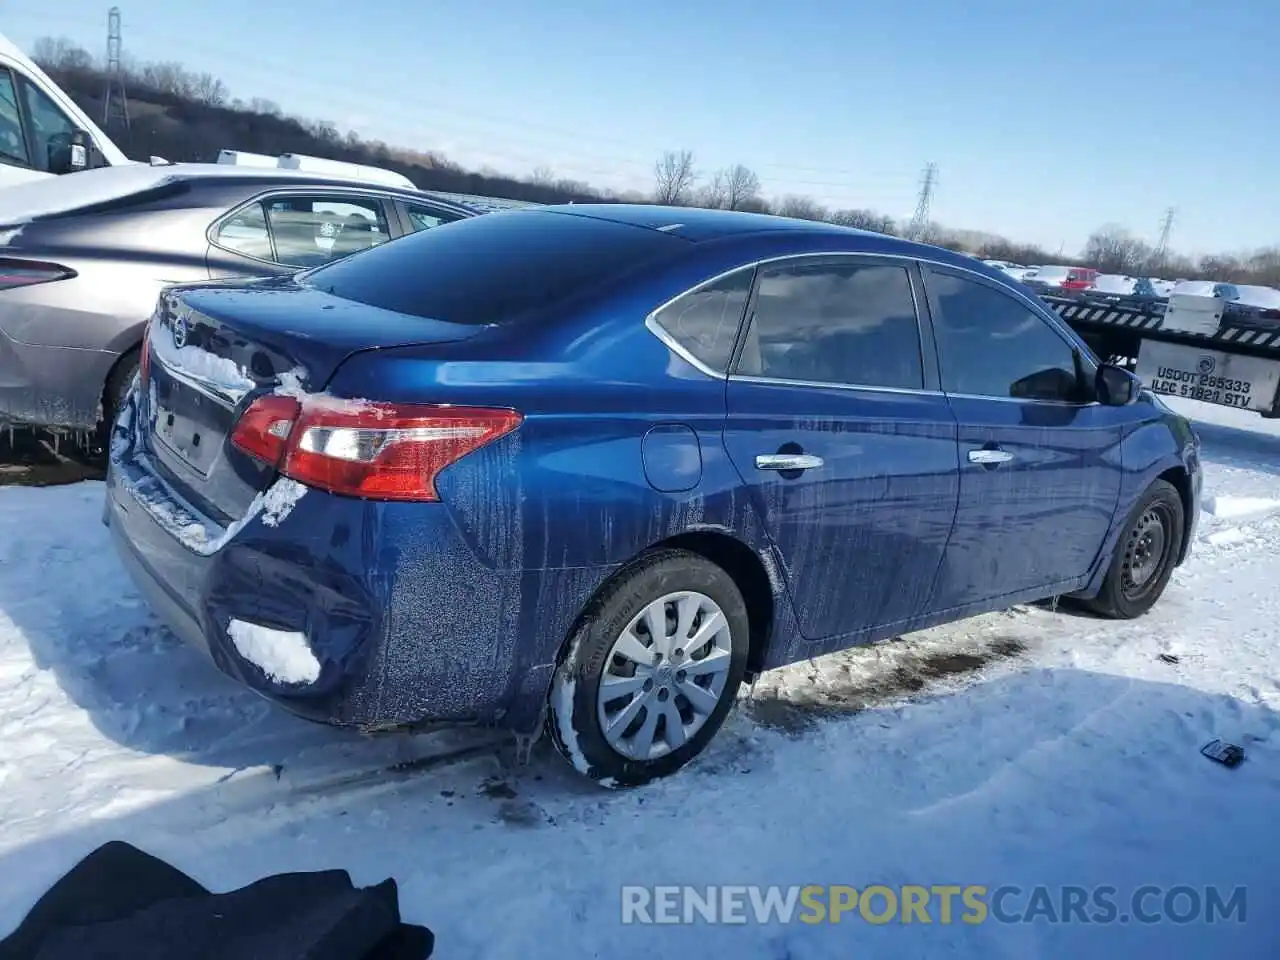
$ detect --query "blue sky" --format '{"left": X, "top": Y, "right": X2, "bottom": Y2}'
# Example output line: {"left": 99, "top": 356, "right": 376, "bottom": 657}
{"left": 7, "top": 0, "right": 1278, "bottom": 256}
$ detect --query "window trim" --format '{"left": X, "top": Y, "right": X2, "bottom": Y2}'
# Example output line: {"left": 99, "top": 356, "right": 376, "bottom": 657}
{"left": 207, "top": 186, "right": 401, "bottom": 268}
{"left": 644, "top": 264, "right": 757, "bottom": 378}
{"left": 920, "top": 262, "right": 1100, "bottom": 407}
{"left": 0, "top": 67, "right": 34, "bottom": 169}
{"left": 727, "top": 253, "right": 933, "bottom": 394}
{"left": 643, "top": 250, "right": 1085, "bottom": 397}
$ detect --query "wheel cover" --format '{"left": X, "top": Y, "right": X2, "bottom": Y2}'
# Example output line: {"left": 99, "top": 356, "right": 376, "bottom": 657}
{"left": 1121, "top": 504, "right": 1172, "bottom": 601}
{"left": 596, "top": 591, "right": 734, "bottom": 762}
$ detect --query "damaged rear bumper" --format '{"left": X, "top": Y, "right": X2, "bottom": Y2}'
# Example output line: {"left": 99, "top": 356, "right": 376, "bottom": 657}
{"left": 103, "top": 400, "right": 582, "bottom": 732}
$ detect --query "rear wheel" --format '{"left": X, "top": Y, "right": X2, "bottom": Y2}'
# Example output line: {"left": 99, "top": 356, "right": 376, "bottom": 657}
{"left": 1088, "top": 479, "right": 1184, "bottom": 619}
{"left": 548, "top": 549, "right": 749, "bottom": 787}
{"left": 91, "top": 350, "right": 140, "bottom": 460}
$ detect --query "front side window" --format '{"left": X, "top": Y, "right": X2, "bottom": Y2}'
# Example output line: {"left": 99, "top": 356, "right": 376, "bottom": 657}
{"left": 19, "top": 77, "right": 78, "bottom": 172}
{"left": 404, "top": 203, "right": 462, "bottom": 233}
{"left": 650, "top": 268, "right": 753, "bottom": 372}
{"left": 264, "top": 196, "right": 390, "bottom": 267}
{"left": 0, "top": 70, "right": 29, "bottom": 166}
{"left": 927, "top": 268, "right": 1082, "bottom": 402}
{"left": 736, "top": 259, "right": 924, "bottom": 390}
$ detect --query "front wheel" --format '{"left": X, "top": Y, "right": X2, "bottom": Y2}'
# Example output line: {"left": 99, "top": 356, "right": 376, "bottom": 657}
{"left": 1087, "top": 478, "right": 1184, "bottom": 619}
{"left": 548, "top": 549, "right": 750, "bottom": 787}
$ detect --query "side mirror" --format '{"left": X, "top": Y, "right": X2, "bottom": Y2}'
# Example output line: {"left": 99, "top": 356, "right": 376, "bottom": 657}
{"left": 47, "top": 130, "right": 101, "bottom": 175}
{"left": 1095, "top": 363, "right": 1141, "bottom": 406}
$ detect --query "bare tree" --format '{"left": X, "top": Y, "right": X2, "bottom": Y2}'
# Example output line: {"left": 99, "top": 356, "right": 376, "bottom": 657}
{"left": 697, "top": 170, "right": 729, "bottom": 209}
{"left": 248, "top": 97, "right": 282, "bottom": 116}
{"left": 722, "top": 164, "right": 761, "bottom": 211}
{"left": 306, "top": 119, "right": 342, "bottom": 144}
{"left": 653, "top": 150, "right": 697, "bottom": 205}
{"left": 830, "top": 208, "right": 896, "bottom": 234}
{"left": 31, "top": 37, "right": 94, "bottom": 72}
{"left": 775, "top": 195, "right": 828, "bottom": 221}
{"left": 555, "top": 177, "right": 593, "bottom": 195}
{"left": 191, "top": 72, "right": 228, "bottom": 106}
{"left": 737, "top": 195, "right": 772, "bottom": 214}
{"left": 1243, "top": 248, "right": 1280, "bottom": 286}
{"left": 1083, "top": 224, "right": 1153, "bottom": 275}
{"left": 1195, "top": 254, "right": 1246, "bottom": 283}
{"left": 530, "top": 165, "right": 556, "bottom": 186}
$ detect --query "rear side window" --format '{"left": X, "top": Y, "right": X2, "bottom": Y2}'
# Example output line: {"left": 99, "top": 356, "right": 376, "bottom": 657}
{"left": 404, "top": 202, "right": 463, "bottom": 232}
{"left": 736, "top": 259, "right": 924, "bottom": 390}
{"left": 303, "top": 210, "right": 685, "bottom": 325}
{"left": 650, "top": 268, "right": 753, "bottom": 372}
{"left": 214, "top": 203, "right": 272, "bottom": 260}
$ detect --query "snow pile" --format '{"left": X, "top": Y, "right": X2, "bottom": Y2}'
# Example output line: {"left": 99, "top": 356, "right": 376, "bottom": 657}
{"left": 1202, "top": 495, "right": 1280, "bottom": 521}
{"left": 226, "top": 619, "right": 320, "bottom": 685}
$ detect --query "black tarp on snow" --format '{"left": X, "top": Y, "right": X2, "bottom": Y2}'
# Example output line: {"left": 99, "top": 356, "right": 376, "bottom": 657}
{"left": 0, "top": 840, "right": 434, "bottom": 959}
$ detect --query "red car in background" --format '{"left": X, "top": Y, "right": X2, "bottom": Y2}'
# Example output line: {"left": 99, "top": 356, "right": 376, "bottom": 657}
{"left": 1022, "top": 265, "right": 1098, "bottom": 292}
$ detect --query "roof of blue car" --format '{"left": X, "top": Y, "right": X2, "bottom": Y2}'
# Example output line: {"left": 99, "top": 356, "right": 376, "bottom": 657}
{"left": 533, "top": 203, "right": 1001, "bottom": 280}
{"left": 540, "top": 203, "right": 867, "bottom": 242}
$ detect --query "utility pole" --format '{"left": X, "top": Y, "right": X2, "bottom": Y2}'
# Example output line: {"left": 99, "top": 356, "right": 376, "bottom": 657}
{"left": 102, "top": 7, "right": 130, "bottom": 130}
{"left": 906, "top": 162, "right": 936, "bottom": 241}
{"left": 1152, "top": 207, "right": 1175, "bottom": 267}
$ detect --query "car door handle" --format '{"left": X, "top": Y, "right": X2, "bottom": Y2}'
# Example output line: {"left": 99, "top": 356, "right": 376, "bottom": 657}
{"left": 968, "top": 448, "right": 1014, "bottom": 465}
{"left": 756, "top": 453, "right": 824, "bottom": 471}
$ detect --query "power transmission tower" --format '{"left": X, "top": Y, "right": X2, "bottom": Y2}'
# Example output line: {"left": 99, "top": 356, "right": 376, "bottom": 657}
{"left": 1152, "top": 207, "right": 1175, "bottom": 265}
{"left": 906, "top": 162, "right": 937, "bottom": 240}
{"left": 102, "top": 7, "right": 130, "bottom": 129}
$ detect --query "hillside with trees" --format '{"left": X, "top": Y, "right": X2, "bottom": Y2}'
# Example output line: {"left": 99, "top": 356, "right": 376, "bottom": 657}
{"left": 30, "top": 36, "right": 1280, "bottom": 286}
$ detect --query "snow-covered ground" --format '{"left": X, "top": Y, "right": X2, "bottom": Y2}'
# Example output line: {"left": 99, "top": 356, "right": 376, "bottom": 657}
{"left": 1, "top": 397, "right": 1278, "bottom": 958}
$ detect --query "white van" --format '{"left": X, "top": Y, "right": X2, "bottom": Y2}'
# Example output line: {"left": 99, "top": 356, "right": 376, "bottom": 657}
{"left": 0, "top": 32, "right": 131, "bottom": 187}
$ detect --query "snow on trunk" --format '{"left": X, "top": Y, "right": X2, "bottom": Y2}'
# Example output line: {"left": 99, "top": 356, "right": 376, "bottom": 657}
{"left": 148, "top": 315, "right": 256, "bottom": 402}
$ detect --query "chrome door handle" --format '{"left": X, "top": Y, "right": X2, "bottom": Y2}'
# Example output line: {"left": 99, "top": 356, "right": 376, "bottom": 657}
{"left": 968, "top": 448, "right": 1014, "bottom": 465}
{"left": 756, "top": 453, "right": 824, "bottom": 471}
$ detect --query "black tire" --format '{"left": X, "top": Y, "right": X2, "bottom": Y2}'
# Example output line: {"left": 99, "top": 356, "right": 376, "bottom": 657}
{"left": 547, "top": 548, "right": 750, "bottom": 788}
{"left": 91, "top": 350, "right": 140, "bottom": 459}
{"left": 1087, "top": 479, "right": 1184, "bottom": 619}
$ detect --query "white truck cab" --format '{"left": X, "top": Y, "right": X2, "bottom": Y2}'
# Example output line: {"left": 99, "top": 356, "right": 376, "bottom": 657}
{"left": 0, "top": 32, "right": 131, "bottom": 188}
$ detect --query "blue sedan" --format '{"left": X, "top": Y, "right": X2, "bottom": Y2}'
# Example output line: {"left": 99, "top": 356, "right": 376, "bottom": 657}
{"left": 104, "top": 204, "right": 1202, "bottom": 787}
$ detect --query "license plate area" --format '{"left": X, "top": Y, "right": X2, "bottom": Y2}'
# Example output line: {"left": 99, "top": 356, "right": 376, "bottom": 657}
{"left": 1135, "top": 339, "right": 1280, "bottom": 412}
{"left": 151, "top": 366, "right": 228, "bottom": 476}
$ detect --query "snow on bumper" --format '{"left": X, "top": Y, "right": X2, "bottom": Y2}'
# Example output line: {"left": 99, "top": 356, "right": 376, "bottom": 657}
{"left": 227, "top": 619, "right": 321, "bottom": 686}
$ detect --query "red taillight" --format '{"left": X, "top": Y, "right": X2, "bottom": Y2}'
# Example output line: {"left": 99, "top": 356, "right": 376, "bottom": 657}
{"left": 0, "top": 259, "right": 74, "bottom": 291}
{"left": 230, "top": 394, "right": 300, "bottom": 465}
{"left": 230, "top": 396, "right": 522, "bottom": 502}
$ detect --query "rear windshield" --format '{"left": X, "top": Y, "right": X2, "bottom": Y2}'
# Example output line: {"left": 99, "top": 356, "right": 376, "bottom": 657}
{"left": 301, "top": 209, "right": 687, "bottom": 324}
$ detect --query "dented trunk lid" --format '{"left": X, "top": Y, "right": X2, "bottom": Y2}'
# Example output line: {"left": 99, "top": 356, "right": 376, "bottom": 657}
{"left": 142, "top": 276, "right": 485, "bottom": 525}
